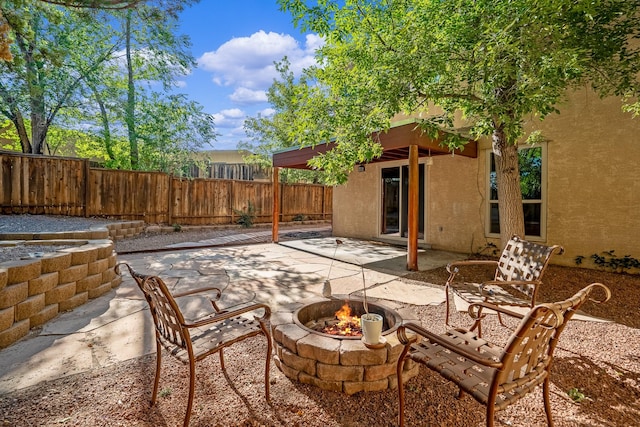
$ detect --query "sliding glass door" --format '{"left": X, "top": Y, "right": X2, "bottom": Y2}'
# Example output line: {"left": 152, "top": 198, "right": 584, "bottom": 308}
{"left": 381, "top": 165, "right": 424, "bottom": 238}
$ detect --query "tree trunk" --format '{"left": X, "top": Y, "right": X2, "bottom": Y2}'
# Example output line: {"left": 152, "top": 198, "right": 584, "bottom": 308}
{"left": 125, "top": 11, "right": 138, "bottom": 169}
{"left": 492, "top": 127, "right": 525, "bottom": 248}
{"left": 11, "top": 109, "right": 32, "bottom": 153}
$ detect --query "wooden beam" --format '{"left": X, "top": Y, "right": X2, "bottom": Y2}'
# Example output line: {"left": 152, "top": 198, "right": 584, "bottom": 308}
{"left": 272, "top": 167, "right": 280, "bottom": 243}
{"left": 407, "top": 145, "right": 419, "bottom": 271}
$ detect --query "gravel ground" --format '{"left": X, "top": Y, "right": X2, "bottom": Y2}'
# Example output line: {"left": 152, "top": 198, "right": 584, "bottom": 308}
{"left": 0, "top": 215, "right": 639, "bottom": 426}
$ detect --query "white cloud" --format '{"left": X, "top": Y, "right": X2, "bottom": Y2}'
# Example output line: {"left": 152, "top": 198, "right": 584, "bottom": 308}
{"left": 229, "top": 87, "right": 268, "bottom": 104}
{"left": 212, "top": 108, "right": 246, "bottom": 129}
{"left": 259, "top": 107, "right": 276, "bottom": 117}
{"left": 198, "top": 30, "right": 322, "bottom": 93}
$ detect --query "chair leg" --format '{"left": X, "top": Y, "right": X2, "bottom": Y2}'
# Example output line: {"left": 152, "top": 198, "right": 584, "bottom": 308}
{"left": 219, "top": 348, "right": 225, "bottom": 370}
{"left": 183, "top": 358, "right": 197, "bottom": 427}
{"left": 486, "top": 403, "right": 495, "bottom": 427}
{"left": 264, "top": 333, "right": 272, "bottom": 401}
{"left": 543, "top": 376, "right": 554, "bottom": 427}
{"left": 396, "top": 346, "right": 411, "bottom": 427}
{"left": 444, "top": 286, "right": 451, "bottom": 326}
{"left": 151, "top": 340, "right": 162, "bottom": 405}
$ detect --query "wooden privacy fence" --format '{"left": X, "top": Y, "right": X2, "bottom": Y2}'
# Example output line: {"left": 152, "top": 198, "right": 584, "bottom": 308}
{"left": 0, "top": 151, "right": 332, "bottom": 225}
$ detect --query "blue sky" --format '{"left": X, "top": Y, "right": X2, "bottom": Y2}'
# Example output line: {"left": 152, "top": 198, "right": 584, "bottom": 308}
{"left": 174, "top": 1, "right": 321, "bottom": 150}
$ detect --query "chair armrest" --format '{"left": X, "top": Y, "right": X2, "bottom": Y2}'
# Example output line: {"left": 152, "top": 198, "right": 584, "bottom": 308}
{"left": 184, "top": 302, "right": 271, "bottom": 329}
{"left": 173, "top": 286, "right": 222, "bottom": 300}
{"left": 467, "top": 301, "right": 526, "bottom": 321}
{"left": 397, "top": 322, "right": 503, "bottom": 368}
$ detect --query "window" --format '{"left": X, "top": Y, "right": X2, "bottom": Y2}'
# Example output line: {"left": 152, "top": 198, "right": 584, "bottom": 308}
{"left": 488, "top": 145, "right": 545, "bottom": 238}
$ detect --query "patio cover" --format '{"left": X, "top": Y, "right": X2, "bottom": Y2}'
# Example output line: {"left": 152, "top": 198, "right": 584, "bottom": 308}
{"left": 271, "top": 119, "right": 477, "bottom": 271}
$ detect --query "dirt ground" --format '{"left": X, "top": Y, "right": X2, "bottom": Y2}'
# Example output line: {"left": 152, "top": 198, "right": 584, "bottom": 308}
{"left": 0, "top": 228, "right": 639, "bottom": 426}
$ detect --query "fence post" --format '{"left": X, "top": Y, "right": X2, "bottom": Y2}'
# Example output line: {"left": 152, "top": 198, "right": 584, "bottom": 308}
{"left": 167, "top": 173, "right": 173, "bottom": 225}
{"left": 272, "top": 167, "right": 279, "bottom": 242}
{"left": 83, "top": 159, "right": 90, "bottom": 217}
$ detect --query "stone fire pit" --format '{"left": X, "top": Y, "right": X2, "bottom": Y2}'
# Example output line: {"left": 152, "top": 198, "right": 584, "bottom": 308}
{"left": 271, "top": 296, "right": 419, "bottom": 394}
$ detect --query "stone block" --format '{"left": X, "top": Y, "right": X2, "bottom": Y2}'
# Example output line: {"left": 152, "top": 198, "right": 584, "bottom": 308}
{"left": 111, "top": 276, "right": 122, "bottom": 289}
{"left": 274, "top": 357, "right": 300, "bottom": 381}
{"left": 0, "top": 307, "right": 14, "bottom": 331}
{"left": 30, "top": 304, "right": 59, "bottom": 328}
{"left": 61, "top": 246, "right": 98, "bottom": 266}
{"left": 90, "top": 230, "right": 109, "bottom": 239}
{"left": 297, "top": 334, "right": 340, "bottom": 365}
{"left": 343, "top": 378, "right": 388, "bottom": 395}
{"left": 0, "top": 269, "right": 7, "bottom": 291}
{"left": 270, "top": 311, "right": 293, "bottom": 330}
{"left": 76, "top": 273, "right": 102, "bottom": 293}
{"left": 298, "top": 372, "right": 342, "bottom": 393}
{"left": 281, "top": 348, "right": 316, "bottom": 376}
{"left": 107, "top": 254, "right": 117, "bottom": 268}
{"left": 96, "top": 243, "right": 114, "bottom": 260}
{"left": 0, "top": 282, "right": 29, "bottom": 310}
{"left": 87, "top": 258, "right": 109, "bottom": 276}
{"left": 0, "top": 319, "right": 29, "bottom": 349}
{"left": 317, "top": 362, "right": 363, "bottom": 382}
{"left": 0, "top": 260, "right": 41, "bottom": 285}
{"left": 88, "top": 282, "right": 112, "bottom": 299}
{"left": 387, "top": 364, "right": 420, "bottom": 390}
{"left": 59, "top": 292, "right": 88, "bottom": 311}
{"left": 40, "top": 252, "right": 72, "bottom": 273}
{"left": 102, "top": 268, "right": 116, "bottom": 283}
{"left": 339, "top": 340, "right": 387, "bottom": 366}
{"left": 364, "top": 362, "right": 396, "bottom": 381}
{"left": 29, "top": 272, "right": 59, "bottom": 296}
{"left": 45, "top": 282, "right": 76, "bottom": 305}
{"left": 59, "top": 264, "right": 88, "bottom": 284}
{"left": 276, "top": 324, "right": 310, "bottom": 354}
{"left": 15, "top": 294, "right": 45, "bottom": 321}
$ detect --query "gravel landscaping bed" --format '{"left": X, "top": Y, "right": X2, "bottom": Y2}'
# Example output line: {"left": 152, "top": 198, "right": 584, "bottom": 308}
{"left": 0, "top": 215, "right": 638, "bottom": 426}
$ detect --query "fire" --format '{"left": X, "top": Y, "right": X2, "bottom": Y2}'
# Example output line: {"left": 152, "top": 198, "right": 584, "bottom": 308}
{"left": 323, "top": 303, "right": 362, "bottom": 336}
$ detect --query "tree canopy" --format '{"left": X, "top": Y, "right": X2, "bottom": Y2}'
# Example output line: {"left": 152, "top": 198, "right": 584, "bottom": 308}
{"left": 270, "top": 0, "right": 640, "bottom": 243}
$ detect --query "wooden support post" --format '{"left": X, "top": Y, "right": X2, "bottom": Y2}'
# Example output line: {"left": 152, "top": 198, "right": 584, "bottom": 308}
{"left": 84, "top": 159, "right": 90, "bottom": 217}
{"left": 167, "top": 174, "right": 173, "bottom": 225}
{"left": 272, "top": 167, "right": 280, "bottom": 243}
{"left": 407, "top": 145, "right": 419, "bottom": 271}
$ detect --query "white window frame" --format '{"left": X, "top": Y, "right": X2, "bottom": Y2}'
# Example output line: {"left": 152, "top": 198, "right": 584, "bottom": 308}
{"left": 485, "top": 143, "right": 547, "bottom": 241}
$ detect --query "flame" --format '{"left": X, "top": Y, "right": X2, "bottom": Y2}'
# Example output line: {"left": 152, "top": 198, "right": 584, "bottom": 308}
{"left": 333, "top": 303, "right": 361, "bottom": 335}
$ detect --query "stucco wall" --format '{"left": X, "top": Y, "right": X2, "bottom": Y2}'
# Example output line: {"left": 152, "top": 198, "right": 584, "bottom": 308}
{"left": 332, "top": 87, "right": 640, "bottom": 269}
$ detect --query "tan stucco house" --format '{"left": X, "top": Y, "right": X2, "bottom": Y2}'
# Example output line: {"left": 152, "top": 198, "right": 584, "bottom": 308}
{"left": 273, "top": 87, "right": 640, "bottom": 271}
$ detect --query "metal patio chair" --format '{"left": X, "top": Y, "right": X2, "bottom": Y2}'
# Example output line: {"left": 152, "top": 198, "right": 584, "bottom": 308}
{"left": 116, "top": 263, "right": 272, "bottom": 427}
{"left": 396, "top": 282, "right": 610, "bottom": 427}
{"left": 445, "top": 235, "right": 564, "bottom": 335}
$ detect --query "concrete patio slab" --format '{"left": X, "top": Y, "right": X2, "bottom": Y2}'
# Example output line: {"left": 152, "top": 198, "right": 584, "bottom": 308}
{"left": 0, "top": 236, "right": 463, "bottom": 394}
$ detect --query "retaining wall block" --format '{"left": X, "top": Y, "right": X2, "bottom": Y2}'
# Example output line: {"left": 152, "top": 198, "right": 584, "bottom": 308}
{"left": 59, "top": 292, "right": 89, "bottom": 312}
{"left": 0, "top": 260, "right": 41, "bottom": 285}
{"left": 0, "top": 282, "right": 29, "bottom": 310}
{"left": 101, "top": 268, "right": 115, "bottom": 284}
{"left": 88, "top": 282, "right": 112, "bottom": 299}
{"left": 45, "top": 282, "right": 76, "bottom": 305}
{"left": 0, "top": 269, "right": 6, "bottom": 291}
{"left": 296, "top": 334, "right": 340, "bottom": 365}
{"left": 28, "top": 272, "right": 59, "bottom": 296}
{"left": 0, "top": 307, "right": 14, "bottom": 332}
{"left": 0, "top": 319, "right": 29, "bottom": 349}
{"left": 30, "top": 304, "right": 59, "bottom": 328}
{"left": 111, "top": 276, "right": 122, "bottom": 289}
{"left": 87, "top": 258, "right": 109, "bottom": 276}
{"left": 62, "top": 247, "right": 98, "bottom": 266}
{"left": 76, "top": 273, "right": 102, "bottom": 293}
{"left": 15, "top": 294, "right": 45, "bottom": 321}
{"left": 40, "top": 253, "right": 72, "bottom": 274}
{"left": 58, "top": 264, "right": 88, "bottom": 284}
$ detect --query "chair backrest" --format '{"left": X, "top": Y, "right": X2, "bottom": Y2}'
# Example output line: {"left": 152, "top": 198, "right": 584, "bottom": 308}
{"left": 494, "top": 283, "right": 610, "bottom": 396}
{"left": 494, "top": 235, "right": 564, "bottom": 297}
{"left": 116, "top": 263, "right": 190, "bottom": 350}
